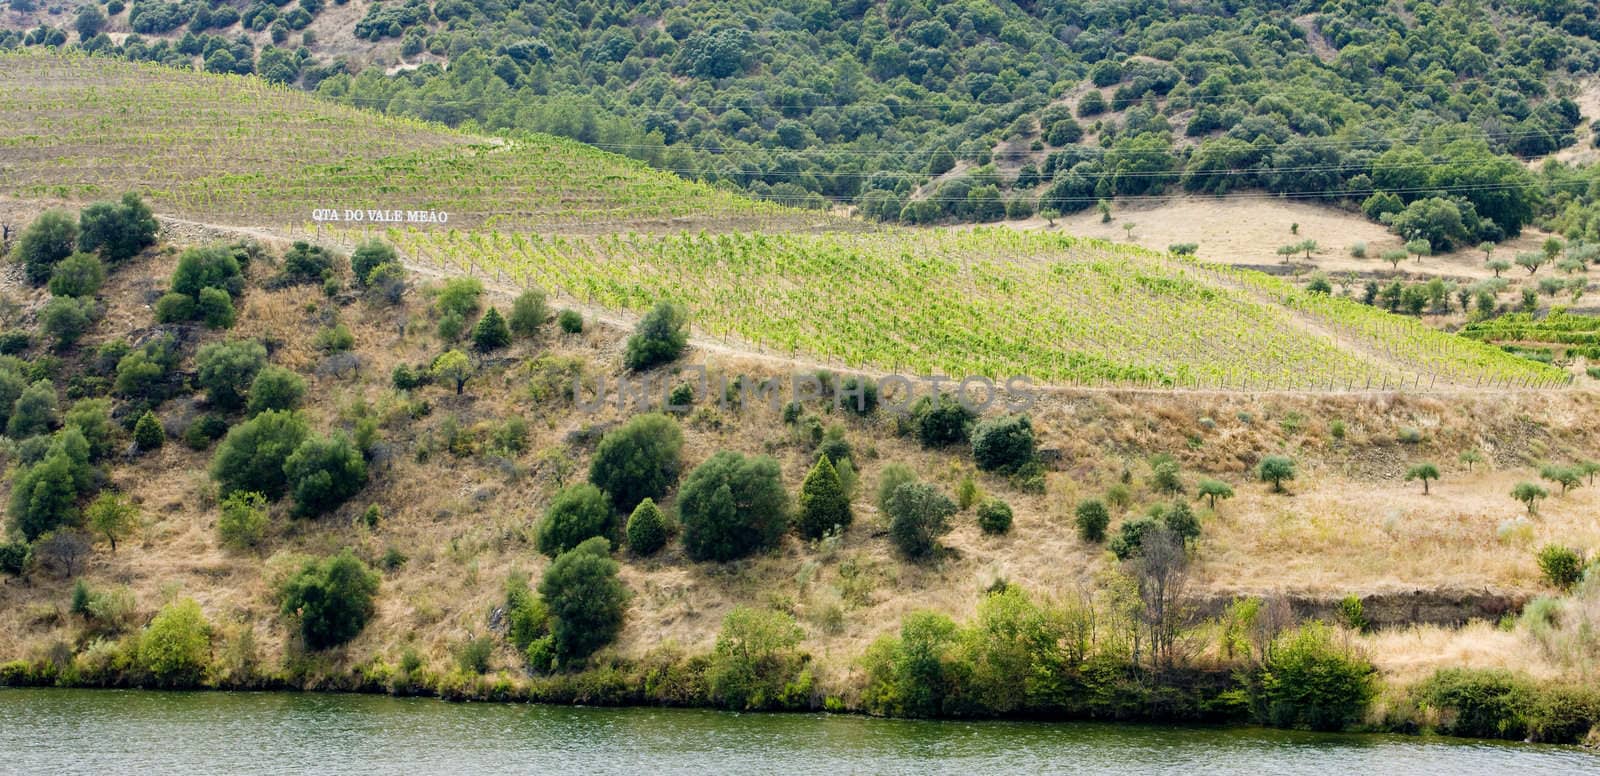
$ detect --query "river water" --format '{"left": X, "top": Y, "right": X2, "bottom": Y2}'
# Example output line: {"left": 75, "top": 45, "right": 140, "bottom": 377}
{"left": 0, "top": 688, "right": 1596, "bottom": 774}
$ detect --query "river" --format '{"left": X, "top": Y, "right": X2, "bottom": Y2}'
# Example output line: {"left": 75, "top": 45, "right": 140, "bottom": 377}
{"left": 0, "top": 688, "right": 1595, "bottom": 774}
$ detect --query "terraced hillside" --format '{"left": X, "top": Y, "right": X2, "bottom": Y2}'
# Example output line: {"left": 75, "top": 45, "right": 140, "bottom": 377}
{"left": 0, "top": 51, "right": 1569, "bottom": 390}
{"left": 0, "top": 51, "right": 805, "bottom": 233}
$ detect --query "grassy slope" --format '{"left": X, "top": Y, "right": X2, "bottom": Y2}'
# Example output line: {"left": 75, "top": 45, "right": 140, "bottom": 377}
{"left": 0, "top": 51, "right": 808, "bottom": 233}
{"left": 1, "top": 232, "right": 1597, "bottom": 693}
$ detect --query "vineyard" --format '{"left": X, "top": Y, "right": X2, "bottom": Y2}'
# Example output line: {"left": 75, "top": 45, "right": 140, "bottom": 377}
{"left": 0, "top": 51, "right": 1573, "bottom": 391}
{"left": 0, "top": 51, "right": 818, "bottom": 233}
{"left": 361, "top": 226, "right": 1566, "bottom": 391}
{"left": 1461, "top": 310, "right": 1600, "bottom": 363}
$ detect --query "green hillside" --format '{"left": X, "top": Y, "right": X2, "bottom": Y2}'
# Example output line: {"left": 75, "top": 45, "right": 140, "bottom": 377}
{"left": 0, "top": 51, "right": 808, "bottom": 232}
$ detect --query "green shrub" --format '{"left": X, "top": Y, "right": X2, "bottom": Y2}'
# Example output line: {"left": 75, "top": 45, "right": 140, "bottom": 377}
{"left": 434, "top": 277, "right": 483, "bottom": 319}
{"left": 839, "top": 375, "right": 878, "bottom": 415}
{"left": 1109, "top": 515, "right": 1158, "bottom": 560}
{"left": 1149, "top": 453, "right": 1184, "bottom": 494}
{"left": 280, "top": 241, "right": 340, "bottom": 284}
{"left": 971, "top": 414, "right": 1036, "bottom": 472}
{"left": 350, "top": 240, "right": 396, "bottom": 286}
{"left": 182, "top": 414, "right": 229, "bottom": 450}
{"left": 455, "top": 636, "right": 494, "bottom": 674}
{"left": 133, "top": 409, "right": 164, "bottom": 451}
{"left": 471, "top": 307, "right": 511, "bottom": 351}
{"left": 47, "top": 252, "right": 106, "bottom": 298}
{"left": 0, "top": 332, "right": 30, "bottom": 356}
{"left": 504, "top": 571, "right": 549, "bottom": 652}
{"left": 797, "top": 455, "right": 852, "bottom": 540}
{"left": 557, "top": 309, "right": 583, "bottom": 333}
{"left": 1535, "top": 544, "right": 1585, "bottom": 591}
{"left": 508, "top": 289, "right": 548, "bottom": 337}
{"left": 624, "top": 300, "right": 690, "bottom": 370}
{"left": 538, "top": 536, "right": 627, "bottom": 664}
{"left": 976, "top": 498, "right": 1013, "bottom": 535}
{"left": 1074, "top": 499, "right": 1110, "bottom": 542}
{"left": 857, "top": 454, "right": 909, "bottom": 506}
{"left": 284, "top": 432, "right": 368, "bottom": 517}
{"left": 7, "top": 379, "right": 58, "bottom": 438}
{"left": 209, "top": 410, "right": 310, "bottom": 498}
{"left": 314, "top": 323, "right": 354, "bottom": 353}
{"left": 537, "top": 483, "right": 615, "bottom": 557}
{"left": 217, "top": 490, "right": 269, "bottom": 550}
{"left": 247, "top": 365, "right": 306, "bottom": 416}
{"left": 154, "top": 292, "right": 196, "bottom": 323}
{"left": 587, "top": 413, "right": 683, "bottom": 513}
{"left": 17, "top": 210, "right": 79, "bottom": 286}
{"left": 279, "top": 549, "right": 379, "bottom": 650}
{"left": 1253, "top": 622, "right": 1376, "bottom": 731}
{"left": 63, "top": 398, "right": 114, "bottom": 461}
{"left": 860, "top": 610, "right": 962, "bottom": 717}
{"left": 1163, "top": 500, "right": 1201, "bottom": 545}
{"left": 170, "top": 245, "right": 243, "bottom": 298}
{"left": 77, "top": 192, "right": 157, "bottom": 262}
{"left": 0, "top": 541, "right": 29, "bottom": 575}
{"left": 911, "top": 394, "right": 975, "bottom": 447}
{"left": 137, "top": 598, "right": 212, "bottom": 688}
{"left": 198, "top": 287, "right": 237, "bottom": 329}
{"left": 707, "top": 607, "right": 810, "bottom": 710}
{"left": 391, "top": 363, "right": 428, "bottom": 391}
{"left": 885, "top": 482, "right": 956, "bottom": 560}
{"left": 1414, "top": 668, "right": 1535, "bottom": 740}
{"left": 195, "top": 339, "right": 268, "bottom": 410}
{"left": 625, "top": 497, "right": 668, "bottom": 556}
{"left": 679, "top": 450, "right": 790, "bottom": 562}
{"left": 40, "top": 296, "right": 93, "bottom": 349}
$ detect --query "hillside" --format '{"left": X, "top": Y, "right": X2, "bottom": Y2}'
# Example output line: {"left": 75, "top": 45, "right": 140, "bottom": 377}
{"left": 6, "top": 0, "right": 1600, "bottom": 237}
{"left": 0, "top": 51, "right": 816, "bottom": 233}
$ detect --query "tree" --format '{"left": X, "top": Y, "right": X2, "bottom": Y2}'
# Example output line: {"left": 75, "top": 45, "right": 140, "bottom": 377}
{"left": 16, "top": 210, "right": 78, "bottom": 286}
{"left": 1383, "top": 198, "right": 1469, "bottom": 252}
{"left": 912, "top": 394, "right": 976, "bottom": 447}
{"left": 1516, "top": 252, "right": 1546, "bottom": 275}
{"left": 284, "top": 432, "right": 368, "bottom": 517}
{"left": 209, "top": 410, "right": 310, "bottom": 499}
{"left": 471, "top": 307, "right": 511, "bottom": 351}
{"left": 625, "top": 497, "right": 667, "bottom": 556}
{"left": 247, "top": 365, "right": 306, "bottom": 416}
{"left": 509, "top": 289, "right": 548, "bottom": 338}
{"left": 1255, "top": 623, "right": 1377, "bottom": 731}
{"left": 195, "top": 339, "right": 268, "bottom": 410}
{"left": 279, "top": 241, "right": 340, "bottom": 284}
{"left": 133, "top": 410, "right": 164, "bottom": 451}
{"left": 8, "top": 446, "right": 83, "bottom": 541}
{"left": 1486, "top": 259, "right": 1511, "bottom": 277}
{"left": 279, "top": 549, "right": 379, "bottom": 650}
{"left": 624, "top": 300, "right": 690, "bottom": 370}
{"left": 1511, "top": 481, "right": 1548, "bottom": 515}
{"left": 537, "top": 483, "right": 614, "bottom": 557}
{"left": 170, "top": 245, "right": 243, "bottom": 300}
{"left": 77, "top": 192, "right": 157, "bottom": 262}
{"left": 538, "top": 536, "right": 627, "bottom": 664}
{"left": 217, "top": 490, "right": 269, "bottom": 550}
{"left": 1405, "top": 463, "right": 1440, "bottom": 494}
{"left": 679, "top": 451, "right": 790, "bottom": 562}
{"left": 1257, "top": 455, "right": 1296, "bottom": 493}
{"left": 1074, "top": 499, "right": 1110, "bottom": 542}
{"left": 1539, "top": 464, "right": 1582, "bottom": 495}
{"left": 431, "top": 349, "right": 472, "bottom": 394}
{"left": 64, "top": 397, "right": 115, "bottom": 461}
{"left": 587, "top": 413, "right": 683, "bottom": 513}
{"left": 86, "top": 491, "right": 138, "bottom": 551}
{"left": 7, "top": 379, "right": 58, "bottom": 438}
{"left": 885, "top": 481, "right": 956, "bottom": 560}
{"left": 40, "top": 296, "right": 93, "bottom": 349}
{"left": 197, "top": 287, "right": 236, "bottom": 329}
{"left": 970, "top": 414, "right": 1036, "bottom": 473}
{"left": 75, "top": 5, "right": 105, "bottom": 39}
{"left": 797, "top": 455, "right": 852, "bottom": 540}
{"left": 1196, "top": 478, "right": 1234, "bottom": 510}
{"left": 1459, "top": 450, "right": 1484, "bottom": 472}
{"left": 1149, "top": 453, "right": 1184, "bottom": 494}
{"left": 137, "top": 599, "right": 212, "bottom": 687}
{"left": 47, "top": 252, "right": 106, "bottom": 298}
{"left": 349, "top": 240, "right": 396, "bottom": 286}
{"left": 1382, "top": 249, "right": 1408, "bottom": 269}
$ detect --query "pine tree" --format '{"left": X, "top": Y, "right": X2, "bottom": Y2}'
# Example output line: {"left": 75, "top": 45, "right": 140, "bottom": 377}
{"left": 133, "top": 410, "right": 164, "bottom": 451}
{"left": 797, "top": 456, "right": 851, "bottom": 540}
{"left": 626, "top": 497, "right": 667, "bottom": 556}
{"left": 471, "top": 307, "right": 512, "bottom": 351}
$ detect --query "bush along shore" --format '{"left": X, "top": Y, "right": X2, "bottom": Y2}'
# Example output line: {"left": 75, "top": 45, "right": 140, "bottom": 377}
{"left": 4, "top": 582, "right": 1599, "bottom": 746}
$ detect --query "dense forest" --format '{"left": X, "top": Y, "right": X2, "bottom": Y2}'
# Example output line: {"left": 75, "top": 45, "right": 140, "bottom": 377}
{"left": 7, "top": 0, "right": 1600, "bottom": 239}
